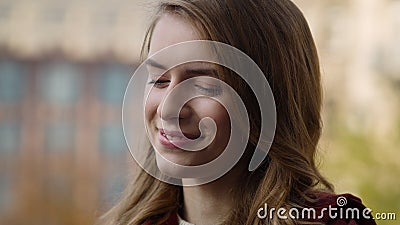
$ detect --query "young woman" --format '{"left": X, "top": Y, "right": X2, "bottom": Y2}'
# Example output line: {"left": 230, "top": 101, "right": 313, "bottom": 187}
{"left": 99, "top": 0, "right": 377, "bottom": 224}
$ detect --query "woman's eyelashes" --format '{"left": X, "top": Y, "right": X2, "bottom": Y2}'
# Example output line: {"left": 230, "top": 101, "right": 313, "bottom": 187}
{"left": 147, "top": 77, "right": 222, "bottom": 96}
{"left": 194, "top": 84, "right": 222, "bottom": 96}
{"left": 148, "top": 79, "right": 170, "bottom": 87}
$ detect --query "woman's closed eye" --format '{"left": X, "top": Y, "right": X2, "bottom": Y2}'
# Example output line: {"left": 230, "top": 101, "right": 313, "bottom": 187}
{"left": 147, "top": 76, "right": 222, "bottom": 96}
{"left": 148, "top": 79, "right": 170, "bottom": 88}
{"left": 194, "top": 84, "right": 222, "bottom": 96}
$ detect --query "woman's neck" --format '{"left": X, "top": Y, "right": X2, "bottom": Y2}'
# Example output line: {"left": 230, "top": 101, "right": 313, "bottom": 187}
{"left": 181, "top": 181, "right": 234, "bottom": 225}
{"left": 180, "top": 160, "right": 248, "bottom": 225}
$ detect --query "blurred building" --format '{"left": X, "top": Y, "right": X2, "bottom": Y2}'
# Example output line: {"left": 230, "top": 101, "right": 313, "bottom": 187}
{"left": 0, "top": 0, "right": 150, "bottom": 62}
{"left": 0, "top": 0, "right": 399, "bottom": 225}
{"left": 0, "top": 0, "right": 149, "bottom": 224}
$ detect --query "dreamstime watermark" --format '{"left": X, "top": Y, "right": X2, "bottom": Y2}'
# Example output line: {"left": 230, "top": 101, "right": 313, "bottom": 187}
{"left": 257, "top": 196, "right": 396, "bottom": 221}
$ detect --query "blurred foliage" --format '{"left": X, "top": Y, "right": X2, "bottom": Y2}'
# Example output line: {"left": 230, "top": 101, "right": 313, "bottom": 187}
{"left": 320, "top": 117, "right": 400, "bottom": 224}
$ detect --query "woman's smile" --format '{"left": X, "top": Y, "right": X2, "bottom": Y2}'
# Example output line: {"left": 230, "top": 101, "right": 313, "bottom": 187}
{"left": 158, "top": 128, "right": 202, "bottom": 149}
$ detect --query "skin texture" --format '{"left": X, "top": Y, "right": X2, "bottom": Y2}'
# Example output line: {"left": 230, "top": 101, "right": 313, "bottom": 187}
{"left": 145, "top": 14, "right": 244, "bottom": 225}
{"left": 145, "top": 13, "right": 231, "bottom": 167}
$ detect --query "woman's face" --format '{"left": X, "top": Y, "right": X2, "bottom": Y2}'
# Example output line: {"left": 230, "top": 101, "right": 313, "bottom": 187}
{"left": 145, "top": 14, "right": 231, "bottom": 168}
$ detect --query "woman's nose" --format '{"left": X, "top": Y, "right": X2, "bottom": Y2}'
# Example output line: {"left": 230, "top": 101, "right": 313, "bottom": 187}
{"left": 156, "top": 82, "right": 192, "bottom": 121}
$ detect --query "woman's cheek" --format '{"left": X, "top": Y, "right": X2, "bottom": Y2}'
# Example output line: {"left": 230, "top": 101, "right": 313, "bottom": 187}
{"left": 144, "top": 92, "right": 160, "bottom": 123}
{"left": 194, "top": 98, "right": 230, "bottom": 132}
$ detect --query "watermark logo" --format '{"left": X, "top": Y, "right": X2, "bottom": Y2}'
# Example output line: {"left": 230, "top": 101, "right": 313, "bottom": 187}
{"left": 122, "top": 40, "right": 277, "bottom": 186}
{"left": 336, "top": 196, "right": 347, "bottom": 207}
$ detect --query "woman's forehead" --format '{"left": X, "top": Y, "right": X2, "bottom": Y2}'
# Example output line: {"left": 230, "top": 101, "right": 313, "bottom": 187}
{"left": 149, "top": 13, "right": 201, "bottom": 56}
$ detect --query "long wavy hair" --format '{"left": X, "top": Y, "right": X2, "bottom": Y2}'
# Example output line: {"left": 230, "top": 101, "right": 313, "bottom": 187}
{"left": 98, "top": 0, "right": 334, "bottom": 224}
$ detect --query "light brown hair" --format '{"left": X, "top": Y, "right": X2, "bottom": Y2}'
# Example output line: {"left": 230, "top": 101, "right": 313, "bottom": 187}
{"left": 98, "top": 0, "right": 333, "bottom": 224}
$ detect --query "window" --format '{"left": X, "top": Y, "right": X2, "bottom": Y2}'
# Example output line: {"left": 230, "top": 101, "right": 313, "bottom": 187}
{"left": 98, "top": 63, "right": 131, "bottom": 105}
{"left": 39, "top": 61, "right": 82, "bottom": 105}
{"left": 98, "top": 124, "right": 126, "bottom": 155}
{"left": 0, "top": 122, "right": 20, "bottom": 154}
{"left": 0, "top": 60, "right": 26, "bottom": 103}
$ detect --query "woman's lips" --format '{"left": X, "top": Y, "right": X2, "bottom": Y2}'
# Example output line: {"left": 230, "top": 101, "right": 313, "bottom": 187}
{"left": 158, "top": 129, "right": 200, "bottom": 149}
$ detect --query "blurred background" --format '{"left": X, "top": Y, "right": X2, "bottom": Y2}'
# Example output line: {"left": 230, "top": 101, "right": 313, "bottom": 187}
{"left": 0, "top": 0, "right": 398, "bottom": 224}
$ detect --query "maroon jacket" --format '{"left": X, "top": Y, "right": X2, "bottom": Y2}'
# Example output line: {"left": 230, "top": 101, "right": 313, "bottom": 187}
{"left": 142, "top": 193, "right": 377, "bottom": 225}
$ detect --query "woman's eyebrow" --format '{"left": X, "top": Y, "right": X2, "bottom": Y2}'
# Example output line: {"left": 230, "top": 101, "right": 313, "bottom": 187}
{"left": 146, "top": 59, "right": 218, "bottom": 76}
{"left": 185, "top": 68, "right": 218, "bottom": 76}
{"left": 145, "top": 59, "right": 168, "bottom": 70}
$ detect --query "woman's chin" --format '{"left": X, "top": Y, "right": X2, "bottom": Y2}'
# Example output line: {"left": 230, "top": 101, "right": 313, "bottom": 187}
{"left": 155, "top": 152, "right": 204, "bottom": 179}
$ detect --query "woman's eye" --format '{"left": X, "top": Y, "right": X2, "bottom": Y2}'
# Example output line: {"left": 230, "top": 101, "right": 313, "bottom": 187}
{"left": 148, "top": 79, "right": 170, "bottom": 87}
{"left": 194, "top": 84, "right": 222, "bottom": 96}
